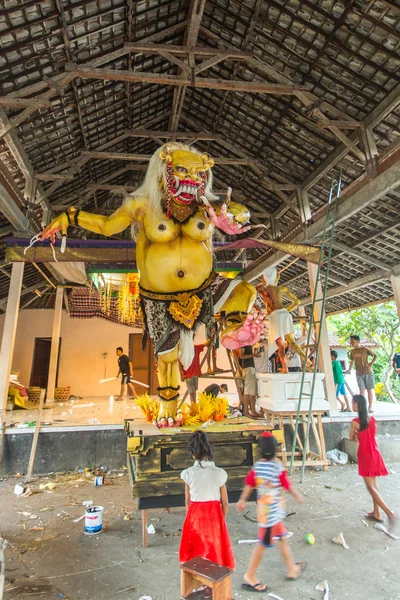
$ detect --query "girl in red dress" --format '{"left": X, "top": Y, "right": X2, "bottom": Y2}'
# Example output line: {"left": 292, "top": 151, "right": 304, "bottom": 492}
{"left": 350, "top": 394, "right": 396, "bottom": 530}
{"left": 179, "top": 431, "right": 235, "bottom": 569}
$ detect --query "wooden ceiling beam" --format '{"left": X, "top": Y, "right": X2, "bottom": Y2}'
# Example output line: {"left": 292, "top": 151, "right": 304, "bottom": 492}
{"left": 244, "top": 158, "right": 400, "bottom": 281}
{"left": 66, "top": 63, "right": 308, "bottom": 94}
{"left": 125, "top": 43, "right": 253, "bottom": 59}
{"left": 0, "top": 108, "right": 49, "bottom": 219}
{"left": 169, "top": 0, "right": 207, "bottom": 131}
{"left": 273, "top": 83, "right": 400, "bottom": 220}
{"left": 299, "top": 269, "right": 389, "bottom": 307}
{"left": 180, "top": 115, "right": 298, "bottom": 213}
{"left": 126, "top": 129, "right": 218, "bottom": 140}
{"left": 0, "top": 96, "right": 52, "bottom": 109}
{"left": 317, "top": 120, "right": 363, "bottom": 129}
{"left": 35, "top": 173, "right": 76, "bottom": 181}
{"left": 331, "top": 241, "right": 393, "bottom": 272}
{"left": 80, "top": 150, "right": 257, "bottom": 165}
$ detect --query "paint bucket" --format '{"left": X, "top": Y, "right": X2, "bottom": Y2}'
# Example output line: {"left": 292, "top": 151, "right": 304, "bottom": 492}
{"left": 84, "top": 506, "right": 103, "bottom": 535}
{"left": 94, "top": 476, "right": 104, "bottom": 486}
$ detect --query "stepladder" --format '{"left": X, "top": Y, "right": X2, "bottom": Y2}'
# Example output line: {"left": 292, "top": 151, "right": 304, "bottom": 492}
{"left": 181, "top": 557, "right": 232, "bottom": 600}
{"left": 265, "top": 409, "right": 329, "bottom": 470}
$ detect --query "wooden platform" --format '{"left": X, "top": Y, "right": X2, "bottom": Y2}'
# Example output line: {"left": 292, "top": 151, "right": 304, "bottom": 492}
{"left": 125, "top": 419, "right": 277, "bottom": 546}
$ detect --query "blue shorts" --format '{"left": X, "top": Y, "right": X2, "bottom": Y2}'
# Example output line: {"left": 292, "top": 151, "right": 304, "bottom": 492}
{"left": 336, "top": 382, "right": 346, "bottom": 396}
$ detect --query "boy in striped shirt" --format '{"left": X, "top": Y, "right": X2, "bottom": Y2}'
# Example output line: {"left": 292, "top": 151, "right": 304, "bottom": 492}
{"left": 237, "top": 432, "right": 306, "bottom": 593}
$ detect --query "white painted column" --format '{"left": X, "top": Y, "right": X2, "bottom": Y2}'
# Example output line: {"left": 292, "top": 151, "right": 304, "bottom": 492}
{"left": 307, "top": 262, "right": 337, "bottom": 413}
{"left": 391, "top": 274, "right": 400, "bottom": 321}
{"left": 46, "top": 286, "right": 63, "bottom": 402}
{"left": 0, "top": 262, "right": 24, "bottom": 469}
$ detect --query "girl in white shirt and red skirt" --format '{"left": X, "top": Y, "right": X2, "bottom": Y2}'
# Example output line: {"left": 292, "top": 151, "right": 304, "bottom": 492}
{"left": 179, "top": 431, "right": 235, "bottom": 569}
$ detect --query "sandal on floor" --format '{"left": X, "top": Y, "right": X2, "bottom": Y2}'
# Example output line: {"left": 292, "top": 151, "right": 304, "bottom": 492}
{"left": 286, "top": 561, "right": 307, "bottom": 581}
{"left": 366, "top": 512, "right": 384, "bottom": 523}
{"left": 241, "top": 582, "right": 267, "bottom": 593}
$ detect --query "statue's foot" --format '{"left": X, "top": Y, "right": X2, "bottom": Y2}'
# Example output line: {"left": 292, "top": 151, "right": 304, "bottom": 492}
{"left": 221, "top": 312, "right": 266, "bottom": 350}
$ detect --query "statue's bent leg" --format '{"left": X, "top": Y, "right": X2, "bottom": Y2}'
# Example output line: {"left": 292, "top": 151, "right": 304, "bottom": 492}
{"left": 285, "top": 332, "right": 310, "bottom": 365}
{"left": 219, "top": 281, "right": 265, "bottom": 349}
{"left": 157, "top": 346, "right": 180, "bottom": 420}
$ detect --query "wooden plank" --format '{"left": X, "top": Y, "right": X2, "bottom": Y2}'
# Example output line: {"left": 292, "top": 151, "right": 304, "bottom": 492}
{"left": 35, "top": 173, "right": 75, "bottom": 181}
{"left": 66, "top": 63, "right": 308, "bottom": 93}
{"left": 141, "top": 509, "right": 149, "bottom": 548}
{"left": 24, "top": 389, "right": 46, "bottom": 482}
{"left": 126, "top": 43, "right": 252, "bottom": 58}
{"left": 81, "top": 150, "right": 255, "bottom": 164}
{"left": 317, "top": 120, "right": 363, "bottom": 129}
{"left": 0, "top": 96, "right": 52, "bottom": 109}
{"left": 127, "top": 129, "right": 218, "bottom": 140}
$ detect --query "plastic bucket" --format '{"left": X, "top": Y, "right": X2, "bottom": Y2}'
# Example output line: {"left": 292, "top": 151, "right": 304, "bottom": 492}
{"left": 84, "top": 506, "right": 103, "bottom": 535}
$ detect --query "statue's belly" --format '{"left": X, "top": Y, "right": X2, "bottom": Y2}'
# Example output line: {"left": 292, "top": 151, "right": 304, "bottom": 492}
{"left": 138, "top": 239, "right": 213, "bottom": 292}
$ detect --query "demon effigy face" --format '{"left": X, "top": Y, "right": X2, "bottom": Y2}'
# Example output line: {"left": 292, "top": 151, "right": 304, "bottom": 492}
{"left": 159, "top": 147, "right": 214, "bottom": 219}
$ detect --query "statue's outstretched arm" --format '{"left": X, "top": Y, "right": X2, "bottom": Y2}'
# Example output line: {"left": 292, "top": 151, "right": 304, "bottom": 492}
{"left": 281, "top": 285, "right": 301, "bottom": 312}
{"left": 41, "top": 200, "right": 139, "bottom": 243}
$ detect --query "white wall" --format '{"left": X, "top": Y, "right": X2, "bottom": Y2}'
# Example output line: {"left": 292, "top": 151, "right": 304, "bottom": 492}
{"left": 0, "top": 309, "right": 141, "bottom": 397}
{"left": 0, "top": 309, "right": 236, "bottom": 399}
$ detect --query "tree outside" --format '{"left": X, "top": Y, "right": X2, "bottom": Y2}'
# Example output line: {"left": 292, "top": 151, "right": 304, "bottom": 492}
{"left": 327, "top": 301, "right": 400, "bottom": 403}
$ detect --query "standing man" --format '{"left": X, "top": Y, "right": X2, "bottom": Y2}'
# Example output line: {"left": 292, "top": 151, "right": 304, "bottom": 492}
{"left": 239, "top": 345, "right": 262, "bottom": 418}
{"left": 392, "top": 351, "right": 400, "bottom": 380}
{"left": 180, "top": 342, "right": 208, "bottom": 405}
{"left": 347, "top": 335, "right": 377, "bottom": 413}
{"left": 116, "top": 347, "right": 137, "bottom": 401}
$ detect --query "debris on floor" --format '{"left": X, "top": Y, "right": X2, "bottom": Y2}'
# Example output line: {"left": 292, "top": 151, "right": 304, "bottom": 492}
{"left": 331, "top": 531, "right": 349, "bottom": 549}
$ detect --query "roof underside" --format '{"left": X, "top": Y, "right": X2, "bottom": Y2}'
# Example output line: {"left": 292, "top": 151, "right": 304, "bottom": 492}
{"left": 0, "top": 0, "right": 399, "bottom": 314}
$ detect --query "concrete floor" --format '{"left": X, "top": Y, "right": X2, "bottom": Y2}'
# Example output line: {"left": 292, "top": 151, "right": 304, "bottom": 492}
{"left": 6, "top": 396, "right": 400, "bottom": 431}
{"left": 1, "top": 463, "right": 399, "bottom": 600}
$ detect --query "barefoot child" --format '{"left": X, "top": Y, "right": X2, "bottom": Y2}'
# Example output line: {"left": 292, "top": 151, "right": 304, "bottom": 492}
{"left": 237, "top": 432, "right": 305, "bottom": 593}
{"left": 350, "top": 394, "right": 397, "bottom": 530}
{"left": 179, "top": 431, "right": 235, "bottom": 569}
{"left": 331, "top": 350, "right": 351, "bottom": 411}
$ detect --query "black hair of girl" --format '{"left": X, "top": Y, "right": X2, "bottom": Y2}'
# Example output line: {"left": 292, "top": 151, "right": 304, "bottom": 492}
{"left": 353, "top": 394, "right": 369, "bottom": 431}
{"left": 189, "top": 431, "right": 213, "bottom": 463}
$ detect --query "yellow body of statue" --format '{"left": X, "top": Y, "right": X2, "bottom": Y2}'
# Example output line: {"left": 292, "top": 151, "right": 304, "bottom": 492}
{"left": 257, "top": 267, "right": 309, "bottom": 373}
{"left": 41, "top": 143, "right": 265, "bottom": 420}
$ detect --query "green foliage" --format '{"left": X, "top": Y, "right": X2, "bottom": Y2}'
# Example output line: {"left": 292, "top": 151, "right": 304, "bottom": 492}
{"left": 327, "top": 301, "right": 400, "bottom": 402}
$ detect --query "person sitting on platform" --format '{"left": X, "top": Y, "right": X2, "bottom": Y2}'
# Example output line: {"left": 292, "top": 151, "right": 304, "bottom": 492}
{"left": 180, "top": 342, "right": 209, "bottom": 404}
{"left": 331, "top": 350, "right": 351, "bottom": 412}
{"left": 239, "top": 345, "right": 263, "bottom": 418}
{"left": 116, "top": 347, "right": 137, "bottom": 401}
{"left": 179, "top": 431, "right": 235, "bottom": 569}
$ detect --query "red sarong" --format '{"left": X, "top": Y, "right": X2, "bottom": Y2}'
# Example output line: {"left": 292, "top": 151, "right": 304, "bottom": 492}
{"left": 179, "top": 501, "right": 235, "bottom": 569}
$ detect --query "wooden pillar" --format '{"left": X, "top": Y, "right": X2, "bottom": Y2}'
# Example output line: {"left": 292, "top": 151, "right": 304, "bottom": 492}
{"left": 390, "top": 274, "right": 400, "bottom": 322}
{"left": 307, "top": 262, "right": 337, "bottom": 413}
{"left": 0, "top": 262, "right": 24, "bottom": 472}
{"left": 46, "top": 286, "right": 63, "bottom": 401}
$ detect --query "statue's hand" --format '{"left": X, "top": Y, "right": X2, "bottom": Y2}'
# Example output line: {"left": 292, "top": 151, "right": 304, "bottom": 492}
{"left": 40, "top": 213, "right": 70, "bottom": 244}
{"left": 202, "top": 198, "right": 251, "bottom": 235}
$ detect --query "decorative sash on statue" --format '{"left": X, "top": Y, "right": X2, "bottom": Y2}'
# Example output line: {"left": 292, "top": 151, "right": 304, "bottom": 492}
{"left": 139, "top": 271, "right": 218, "bottom": 330}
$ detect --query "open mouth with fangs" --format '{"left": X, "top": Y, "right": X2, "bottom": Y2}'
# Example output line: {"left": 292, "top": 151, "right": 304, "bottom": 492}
{"left": 171, "top": 176, "right": 201, "bottom": 204}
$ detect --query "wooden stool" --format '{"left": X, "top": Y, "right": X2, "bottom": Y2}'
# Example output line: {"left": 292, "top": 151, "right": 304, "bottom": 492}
{"left": 181, "top": 557, "right": 232, "bottom": 600}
